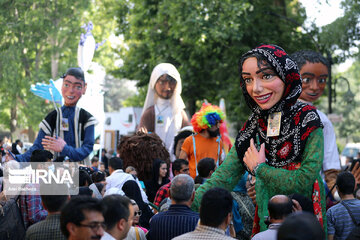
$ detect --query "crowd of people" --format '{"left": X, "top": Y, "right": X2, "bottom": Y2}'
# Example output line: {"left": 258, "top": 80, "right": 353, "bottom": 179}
{"left": 1, "top": 44, "right": 360, "bottom": 240}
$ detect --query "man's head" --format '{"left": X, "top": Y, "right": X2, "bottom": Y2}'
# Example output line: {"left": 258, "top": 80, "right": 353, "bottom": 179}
{"left": 99, "top": 163, "right": 106, "bottom": 172}
{"left": 108, "top": 157, "right": 123, "bottom": 175}
{"left": 336, "top": 171, "right": 355, "bottom": 195}
{"left": 40, "top": 183, "right": 69, "bottom": 214}
{"left": 60, "top": 196, "right": 104, "bottom": 240}
{"left": 290, "top": 50, "right": 329, "bottom": 103}
{"left": 170, "top": 174, "right": 195, "bottom": 205}
{"left": 172, "top": 159, "right": 189, "bottom": 176}
{"left": 30, "top": 149, "right": 53, "bottom": 163}
{"left": 197, "top": 158, "right": 216, "bottom": 178}
{"left": 267, "top": 195, "right": 293, "bottom": 222}
{"left": 173, "top": 127, "right": 194, "bottom": 159}
{"left": 15, "top": 139, "right": 22, "bottom": 147}
{"left": 61, "top": 67, "right": 87, "bottom": 107}
{"left": 102, "top": 195, "right": 134, "bottom": 240}
{"left": 199, "top": 188, "right": 233, "bottom": 230}
{"left": 191, "top": 103, "right": 225, "bottom": 137}
{"left": 277, "top": 212, "right": 324, "bottom": 240}
{"left": 91, "top": 157, "right": 99, "bottom": 167}
{"left": 30, "top": 149, "right": 53, "bottom": 169}
{"left": 79, "top": 170, "right": 93, "bottom": 187}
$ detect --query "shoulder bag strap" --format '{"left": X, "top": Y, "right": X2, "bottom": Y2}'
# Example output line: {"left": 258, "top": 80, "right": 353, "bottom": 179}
{"left": 216, "top": 135, "right": 221, "bottom": 165}
{"left": 341, "top": 201, "right": 359, "bottom": 225}
{"left": 135, "top": 227, "right": 140, "bottom": 240}
{"left": 192, "top": 134, "right": 198, "bottom": 176}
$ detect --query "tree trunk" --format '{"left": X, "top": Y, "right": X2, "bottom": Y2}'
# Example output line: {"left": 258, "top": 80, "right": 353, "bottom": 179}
{"left": 10, "top": 105, "right": 17, "bottom": 137}
{"left": 51, "top": 51, "right": 59, "bottom": 79}
{"left": 28, "top": 126, "right": 36, "bottom": 142}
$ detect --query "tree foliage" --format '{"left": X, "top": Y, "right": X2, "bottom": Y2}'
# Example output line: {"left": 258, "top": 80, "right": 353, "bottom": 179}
{"left": 112, "top": 0, "right": 315, "bottom": 130}
{"left": 0, "top": 0, "right": 92, "bottom": 139}
{"left": 319, "top": 0, "right": 360, "bottom": 63}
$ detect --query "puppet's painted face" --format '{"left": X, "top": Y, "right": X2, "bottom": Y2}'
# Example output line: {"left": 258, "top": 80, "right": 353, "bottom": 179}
{"left": 299, "top": 62, "right": 328, "bottom": 102}
{"left": 61, "top": 75, "right": 87, "bottom": 107}
{"left": 242, "top": 57, "right": 285, "bottom": 110}
{"left": 154, "top": 74, "right": 177, "bottom": 99}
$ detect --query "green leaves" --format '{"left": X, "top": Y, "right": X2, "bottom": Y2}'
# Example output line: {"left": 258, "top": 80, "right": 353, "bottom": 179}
{"left": 113, "top": 0, "right": 315, "bottom": 128}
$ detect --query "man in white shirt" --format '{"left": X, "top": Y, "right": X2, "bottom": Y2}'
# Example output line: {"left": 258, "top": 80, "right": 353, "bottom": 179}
{"left": 102, "top": 195, "right": 134, "bottom": 240}
{"left": 105, "top": 157, "right": 148, "bottom": 203}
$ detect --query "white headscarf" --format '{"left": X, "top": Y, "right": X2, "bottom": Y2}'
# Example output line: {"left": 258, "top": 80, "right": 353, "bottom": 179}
{"left": 142, "top": 63, "right": 185, "bottom": 115}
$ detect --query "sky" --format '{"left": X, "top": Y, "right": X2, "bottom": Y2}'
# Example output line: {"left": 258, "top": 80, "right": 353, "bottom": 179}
{"left": 300, "top": 0, "right": 343, "bottom": 27}
{"left": 300, "top": 0, "right": 354, "bottom": 71}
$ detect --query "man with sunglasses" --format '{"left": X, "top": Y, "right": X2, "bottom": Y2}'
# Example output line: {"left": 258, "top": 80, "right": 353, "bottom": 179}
{"left": 60, "top": 196, "right": 105, "bottom": 240}
{"left": 139, "top": 63, "right": 190, "bottom": 155}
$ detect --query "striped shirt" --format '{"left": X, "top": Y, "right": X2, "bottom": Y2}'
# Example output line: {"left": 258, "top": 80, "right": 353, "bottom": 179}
{"left": 327, "top": 199, "right": 360, "bottom": 240}
{"left": 173, "top": 224, "right": 235, "bottom": 240}
{"left": 147, "top": 204, "right": 199, "bottom": 240}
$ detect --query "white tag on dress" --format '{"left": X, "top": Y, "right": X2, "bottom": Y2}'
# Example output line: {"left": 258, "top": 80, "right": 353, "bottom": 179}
{"left": 267, "top": 112, "right": 281, "bottom": 137}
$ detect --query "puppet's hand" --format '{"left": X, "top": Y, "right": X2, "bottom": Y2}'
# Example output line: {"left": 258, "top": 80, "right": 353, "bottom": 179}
{"left": 42, "top": 136, "right": 66, "bottom": 152}
{"left": 30, "top": 79, "right": 62, "bottom": 104}
{"left": 243, "top": 138, "right": 265, "bottom": 172}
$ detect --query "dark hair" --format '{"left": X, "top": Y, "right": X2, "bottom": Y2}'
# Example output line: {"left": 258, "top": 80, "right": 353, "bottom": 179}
{"left": 95, "top": 183, "right": 104, "bottom": 193}
{"left": 78, "top": 186, "right": 93, "bottom": 196}
{"left": 109, "top": 157, "right": 123, "bottom": 170}
{"left": 268, "top": 195, "right": 293, "bottom": 220}
{"left": 91, "top": 171, "right": 106, "bottom": 183}
{"left": 288, "top": 193, "right": 314, "bottom": 213}
{"left": 54, "top": 156, "right": 66, "bottom": 162}
{"left": 79, "top": 170, "right": 93, "bottom": 187}
{"left": 122, "top": 180, "right": 154, "bottom": 229}
{"left": 290, "top": 50, "right": 329, "bottom": 71}
{"left": 61, "top": 67, "right": 85, "bottom": 82}
{"left": 60, "top": 196, "right": 103, "bottom": 238}
{"left": 40, "top": 184, "right": 69, "bottom": 212}
{"left": 91, "top": 157, "right": 99, "bottom": 164}
{"left": 277, "top": 212, "right": 324, "bottom": 240}
{"left": 152, "top": 159, "right": 168, "bottom": 181}
{"left": 102, "top": 195, "right": 131, "bottom": 230}
{"left": 336, "top": 171, "right": 355, "bottom": 195}
{"left": 15, "top": 139, "right": 21, "bottom": 144}
{"left": 11, "top": 143, "right": 20, "bottom": 154}
{"left": 197, "top": 158, "right": 216, "bottom": 178}
{"left": 173, "top": 130, "right": 193, "bottom": 155}
{"left": 194, "top": 175, "right": 204, "bottom": 184}
{"left": 172, "top": 159, "right": 189, "bottom": 176}
{"left": 200, "top": 188, "right": 233, "bottom": 228}
{"left": 30, "top": 150, "right": 53, "bottom": 162}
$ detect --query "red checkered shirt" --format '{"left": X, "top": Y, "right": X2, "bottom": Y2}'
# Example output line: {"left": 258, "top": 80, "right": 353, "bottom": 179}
{"left": 153, "top": 181, "right": 171, "bottom": 206}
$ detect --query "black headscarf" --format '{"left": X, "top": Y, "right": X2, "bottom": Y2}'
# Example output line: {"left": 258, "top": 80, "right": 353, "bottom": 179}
{"left": 235, "top": 44, "right": 322, "bottom": 169}
{"left": 122, "top": 180, "right": 154, "bottom": 229}
{"left": 144, "top": 159, "right": 170, "bottom": 202}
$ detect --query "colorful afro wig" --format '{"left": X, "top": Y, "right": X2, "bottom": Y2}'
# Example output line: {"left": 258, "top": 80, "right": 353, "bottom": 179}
{"left": 191, "top": 103, "right": 225, "bottom": 133}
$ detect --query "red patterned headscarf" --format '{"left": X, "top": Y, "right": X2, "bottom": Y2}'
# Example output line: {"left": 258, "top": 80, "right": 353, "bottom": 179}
{"left": 235, "top": 44, "right": 322, "bottom": 169}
